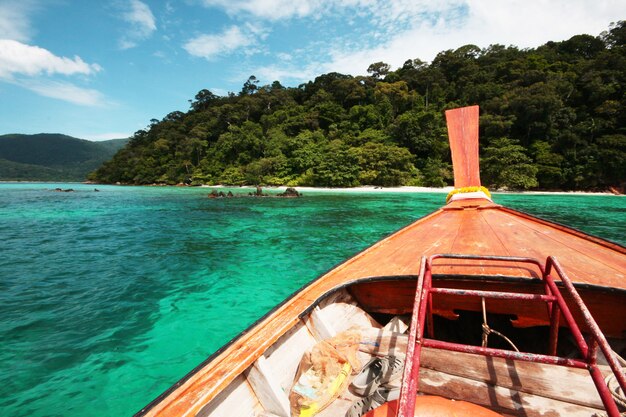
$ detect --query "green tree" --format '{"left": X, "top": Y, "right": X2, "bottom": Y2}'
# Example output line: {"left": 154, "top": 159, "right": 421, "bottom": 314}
{"left": 348, "top": 105, "right": 383, "bottom": 131}
{"left": 421, "top": 158, "right": 453, "bottom": 187}
{"left": 530, "top": 140, "right": 564, "bottom": 189}
{"left": 367, "top": 62, "right": 391, "bottom": 79}
{"left": 311, "top": 140, "right": 359, "bottom": 187}
{"left": 354, "top": 142, "right": 417, "bottom": 186}
{"left": 189, "top": 89, "right": 219, "bottom": 111}
{"left": 596, "top": 134, "right": 626, "bottom": 188}
{"left": 374, "top": 81, "right": 413, "bottom": 117}
{"left": 389, "top": 109, "right": 445, "bottom": 159}
{"left": 482, "top": 138, "right": 538, "bottom": 189}
{"left": 220, "top": 166, "right": 246, "bottom": 185}
{"left": 240, "top": 75, "right": 259, "bottom": 95}
{"left": 213, "top": 121, "right": 263, "bottom": 165}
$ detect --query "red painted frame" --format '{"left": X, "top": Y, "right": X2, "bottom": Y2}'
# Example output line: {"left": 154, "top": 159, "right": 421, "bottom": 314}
{"left": 397, "top": 254, "right": 626, "bottom": 417}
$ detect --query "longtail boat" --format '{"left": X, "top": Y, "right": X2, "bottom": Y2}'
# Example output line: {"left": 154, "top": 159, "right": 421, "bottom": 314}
{"left": 137, "top": 106, "right": 626, "bottom": 417}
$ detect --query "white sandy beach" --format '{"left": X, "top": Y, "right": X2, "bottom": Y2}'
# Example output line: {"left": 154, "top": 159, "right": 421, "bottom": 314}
{"left": 201, "top": 184, "right": 619, "bottom": 196}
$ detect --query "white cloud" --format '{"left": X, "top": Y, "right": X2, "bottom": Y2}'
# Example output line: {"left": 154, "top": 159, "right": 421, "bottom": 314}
{"left": 254, "top": 66, "right": 301, "bottom": 84}
{"left": 252, "top": 62, "right": 319, "bottom": 86}
{"left": 119, "top": 0, "right": 157, "bottom": 49}
{"left": 459, "top": 0, "right": 619, "bottom": 50}
{"left": 0, "top": 40, "right": 105, "bottom": 107}
{"left": 199, "top": 0, "right": 324, "bottom": 20}
{"left": 198, "top": 0, "right": 466, "bottom": 23}
{"left": 0, "top": 4, "right": 106, "bottom": 108}
{"left": 0, "top": 39, "right": 101, "bottom": 79}
{"left": 196, "top": 0, "right": 622, "bottom": 82}
{"left": 20, "top": 79, "right": 107, "bottom": 107}
{"left": 184, "top": 26, "right": 257, "bottom": 60}
{"left": 277, "top": 0, "right": 623, "bottom": 78}
{"left": 0, "top": 0, "right": 37, "bottom": 42}
{"left": 124, "top": 0, "right": 156, "bottom": 31}
{"left": 210, "top": 88, "right": 229, "bottom": 97}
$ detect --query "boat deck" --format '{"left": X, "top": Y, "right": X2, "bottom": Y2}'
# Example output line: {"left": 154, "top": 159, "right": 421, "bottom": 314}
{"left": 140, "top": 198, "right": 626, "bottom": 417}
{"left": 330, "top": 198, "right": 625, "bottom": 288}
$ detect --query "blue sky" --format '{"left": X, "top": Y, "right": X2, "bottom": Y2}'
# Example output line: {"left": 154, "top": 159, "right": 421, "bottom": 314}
{"left": 0, "top": 1, "right": 622, "bottom": 141}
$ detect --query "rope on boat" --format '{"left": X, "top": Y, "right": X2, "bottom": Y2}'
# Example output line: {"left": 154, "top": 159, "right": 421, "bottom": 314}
{"left": 580, "top": 350, "right": 625, "bottom": 417}
{"left": 604, "top": 351, "right": 626, "bottom": 411}
{"left": 480, "top": 297, "right": 520, "bottom": 352}
{"left": 445, "top": 186, "right": 492, "bottom": 203}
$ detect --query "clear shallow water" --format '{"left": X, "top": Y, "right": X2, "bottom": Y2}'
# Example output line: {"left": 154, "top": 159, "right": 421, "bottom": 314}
{"left": 0, "top": 183, "right": 624, "bottom": 417}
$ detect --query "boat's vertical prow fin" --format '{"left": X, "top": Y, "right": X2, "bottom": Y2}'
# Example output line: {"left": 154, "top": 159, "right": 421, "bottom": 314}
{"left": 446, "top": 105, "right": 481, "bottom": 188}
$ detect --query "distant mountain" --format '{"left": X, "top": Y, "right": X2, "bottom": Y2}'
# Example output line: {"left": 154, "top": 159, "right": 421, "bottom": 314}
{"left": 0, "top": 134, "right": 128, "bottom": 181}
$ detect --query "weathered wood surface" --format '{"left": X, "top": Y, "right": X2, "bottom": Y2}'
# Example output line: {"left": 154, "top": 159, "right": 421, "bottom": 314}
{"left": 419, "top": 368, "right": 603, "bottom": 417}
{"left": 304, "top": 306, "right": 335, "bottom": 341}
{"left": 419, "top": 347, "right": 605, "bottom": 409}
{"left": 356, "top": 330, "right": 607, "bottom": 413}
{"left": 261, "top": 324, "right": 317, "bottom": 393}
{"left": 244, "top": 356, "right": 290, "bottom": 417}
{"left": 195, "top": 375, "right": 260, "bottom": 417}
{"left": 141, "top": 200, "right": 626, "bottom": 416}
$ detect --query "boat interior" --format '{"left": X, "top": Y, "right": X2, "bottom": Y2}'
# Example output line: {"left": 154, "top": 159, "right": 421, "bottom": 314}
{"left": 194, "top": 255, "right": 626, "bottom": 417}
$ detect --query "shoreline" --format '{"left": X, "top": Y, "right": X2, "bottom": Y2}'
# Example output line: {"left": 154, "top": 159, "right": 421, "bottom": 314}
{"left": 201, "top": 184, "right": 619, "bottom": 196}
{"left": 202, "top": 185, "right": 452, "bottom": 194}
{"left": 0, "top": 181, "right": 619, "bottom": 196}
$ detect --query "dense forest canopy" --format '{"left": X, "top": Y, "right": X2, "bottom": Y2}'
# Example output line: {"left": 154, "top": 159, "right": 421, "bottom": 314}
{"left": 90, "top": 22, "right": 626, "bottom": 191}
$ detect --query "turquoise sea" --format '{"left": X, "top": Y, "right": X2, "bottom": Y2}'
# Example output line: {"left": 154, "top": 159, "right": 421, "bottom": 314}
{"left": 1, "top": 183, "right": 624, "bottom": 417}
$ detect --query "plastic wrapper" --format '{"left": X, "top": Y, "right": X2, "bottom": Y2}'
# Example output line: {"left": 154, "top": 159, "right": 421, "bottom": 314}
{"left": 289, "top": 329, "right": 362, "bottom": 417}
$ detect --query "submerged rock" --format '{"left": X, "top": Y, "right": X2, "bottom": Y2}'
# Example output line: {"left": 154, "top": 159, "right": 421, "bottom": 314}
{"left": 208, "top": 186, "right": 303, "bottom": 199}
{"left": 277, "top": 187, "right": 302, "bottom": 197}
{"left": 247, "top": 186, "right": 267, "bottom": 197}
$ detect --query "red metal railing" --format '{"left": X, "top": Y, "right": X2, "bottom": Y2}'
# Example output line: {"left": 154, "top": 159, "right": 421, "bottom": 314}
{"left": 397, "top": 254, "right": 626, "bottom": 417}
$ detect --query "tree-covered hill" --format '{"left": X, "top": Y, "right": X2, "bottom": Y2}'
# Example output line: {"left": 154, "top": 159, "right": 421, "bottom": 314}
{"left": 0, "top": 134, "right": 128, "bottom": 181}
{"left": 91, "top": 22, "right": 625, "bottom": 191}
